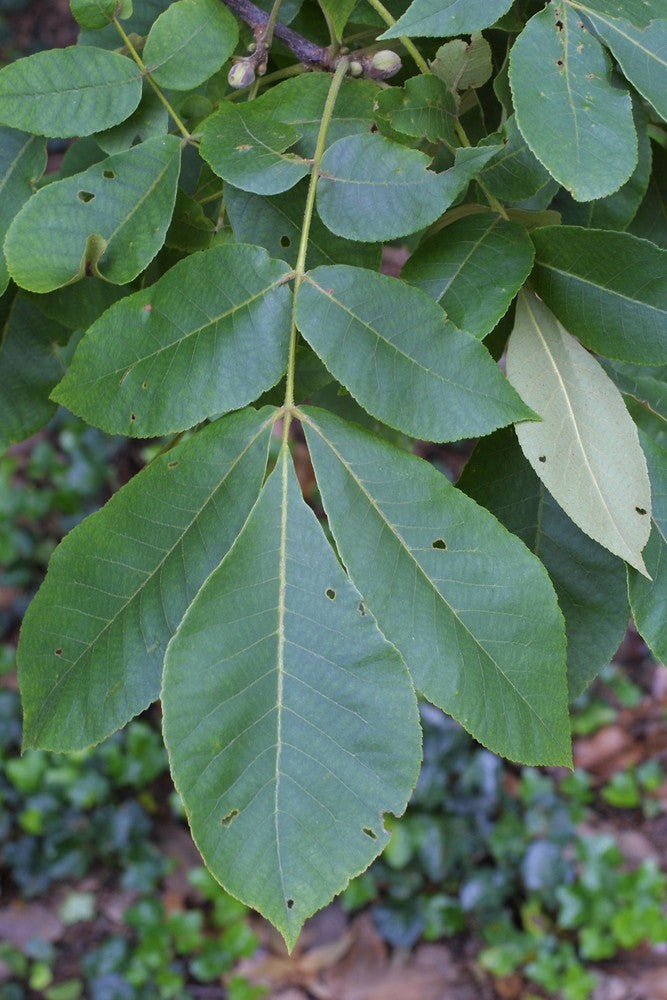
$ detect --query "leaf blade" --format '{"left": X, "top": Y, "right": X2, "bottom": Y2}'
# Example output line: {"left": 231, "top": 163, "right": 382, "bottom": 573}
{"left": 380, "top": 0, "right": 514, "bottom": 39}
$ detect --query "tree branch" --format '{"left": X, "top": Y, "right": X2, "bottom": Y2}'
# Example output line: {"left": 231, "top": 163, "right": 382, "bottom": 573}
{"left": 221, "top": 0, "right": 402, "bottom": 84}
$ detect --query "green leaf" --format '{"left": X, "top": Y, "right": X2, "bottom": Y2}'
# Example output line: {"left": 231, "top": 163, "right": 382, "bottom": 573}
{"left": 401, "top": 212, "right": 535, "bottom": 339}
{"left": 316, "top": 135, "right": 501, "bottom": 242}
{"left": 629, "top": 141, "right": 667, "bottom": 248}
{"left": 5, "top": 135, "right": 181, "bottom": 294}
{"left": 53, "top": 245, "right": 292, "bottom": 437}
{"left": 0, "top": 128, "right": 46, "bottom": 296}
{"left": 78, "top": 0, "right": 169, "bottom": 47}
{"left": 380, "top": 0, "right": 514, "bottom": 38}
{"left": 431, "top": 33, "right": 493, "bottom": 93}
{"left": 296, "top": 265, "right": 535, "bottom": 442}
{"left": 225, "top": 181, "right": 381, "bottom": 271}
{"left": 199, "top": 103, "right": 309, "bottom": 196}
{"left": 70, "top": 0, "right": 132, "bottom": 29}
{"left": 628, "top": 432, "right": 667, "bottom": 663}
{"left": 319, "top": 0, "right": 357, "bottom": 38}
{"left": 95, "top": 86, "right": 169, "bottom": 155}
{"left": 506, "top": 291, "right": 652, "bottom": 575}
{"left": 458, "top": 428, "right": 629, "bottom": 699}
{"left": 18, "top": 406, "right": 275, "bottom": 750}
{"left": 581, "top": 7, "right": 667, "bottom": 121}
{"left": 571, "top": 0, "right": 654, "bottom": 27}
{"left": 27, "top": 279, "right": 131, "bottom": 331}
{"left": 478, "top": 116, "right": 554, "bottom": 204}
{"left": 374, "top": 75, "right": 458, "bottom": 145}
{"left": 143, "top": 0, "right": 238, "bottom": 91}
{"left": 165, "top": 190, "right": 214, "bottom": 252}
{"left": 0, "top": 292, "right": 69, "bottom": 452}
{"left": 0, "top": 47, "right": 142, "bottom": 138}
{"left": 302, "top": 408, "right": 571, "bottom": 766}
{"left": 162, "top": 445, "right": 421, "bottom": 948}
{"left": 601, "top": 359, "right": 666, "bottom": 425}
{"left": 509, "top": 4, "right": 637, "bottom": 201}
{"left": 531, "top": 227, "right": 667, "bottom": 365}
{"left": 255, "top": 74, "right": 380, "bottom": 159}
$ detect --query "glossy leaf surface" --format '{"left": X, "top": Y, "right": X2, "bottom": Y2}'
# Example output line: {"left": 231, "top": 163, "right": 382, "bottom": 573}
{"left": 303, "top": 408, "right": 571, "bottom": 766}
{"left": 18, "top": 407, "right": 274, "bottom": 750}
{"left": 163, "top": 447, "right": 421, "bottom": 948}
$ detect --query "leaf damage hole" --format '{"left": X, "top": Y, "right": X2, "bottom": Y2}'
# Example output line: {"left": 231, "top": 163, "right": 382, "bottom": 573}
{"left": 362, "top": 827, "right": 377, "bottom": 840}
{"left": 556, "top": 59, "right": 563, "bottom": 67}
{"left": 130, "top": 413, "right": 137, "bottom": 422}
{"left": 103, "top": 169, "right": 116, "bottom": 179}
{"left": 635, "top": 507, "right": 647, "bottom": 515}
{"left": 286, "top": 899, "right": 294, "bottom": 909}
{"left": 538, "top": 455, "right": 547, "bottom": 463}
{"left": 555, "top": 18, "right": 563, "bottom": 30}
{"left": 432, "top": 538, "right": 447, "bottom": 550}
{"left": 54, "top": 647, "right": 63, "bottom": 656}
{"left": 77, "top": 190, "right": 95, "bottom": 203}
{"left": 325, "top": 587, "right": 336, "bottom": 600}
{"left": 280, "top": 235, "right": 291, "bottom": 248}
{"left": 141, "top": 381, "right": 148, "bottom": 390}
{"left": 358, "top": 601, "right": 366, "bottom": 616}
{"left": 220, "top": 807, "right": 239, "bottom": 828}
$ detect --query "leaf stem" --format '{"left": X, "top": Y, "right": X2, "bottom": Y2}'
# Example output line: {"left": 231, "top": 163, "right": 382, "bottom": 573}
{"left": 283, "top": 57, "right": 349, "bottom": 418}
{"left": 112, "top": 17, "right": 191, "bottom": 141}
{"left": 363, "top": 0, "right": 430, "bottom": 73}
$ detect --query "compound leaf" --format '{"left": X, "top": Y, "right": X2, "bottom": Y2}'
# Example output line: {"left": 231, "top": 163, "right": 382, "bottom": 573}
{"left": 506, "top": 291, "right": 652, "bottom": 574}
{"left": 458, "top": 428, "right": 629, "bottom": 699}
{"left": 401, "top": 211, "right": 534, "bottom": 338}
{"left": 380, "top": 0, "right": 514, "bottom": 38}
{"left": 0, "top": 47, "right": 142, "bottom": 137}
{"left": 5, "top": 135, "right": 181, "bottom": 293}
{"left": 302, "top": 408, "right": 571, "bottom": 766}
{"left": 163, "top": 446, "right": 421, "bottom": 949}
{"left": 531, "top": 226, "right": 667, "bottom": 365}
{"left": 143, "top": 0, "right": 238, "bottom": 90}
{"left": 0, "top": 128, "right": 46, "bottom": 296}
{"left": 296, "top": 265, "right": 535, "bottom": 442}
{"left": 18, "top": 406, "right": 275, "bottom": 751}
{"left": 509, "top": 4, "right": 636, "bottom": 201}
{"left": 53, "top": 244, "right": 292, "bottom": 437}
{"left": 199, "top": 103, "right": 309, "bottom": 196}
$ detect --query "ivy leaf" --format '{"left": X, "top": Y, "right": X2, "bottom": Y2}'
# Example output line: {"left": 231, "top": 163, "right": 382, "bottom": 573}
{"left": 302, "top": 408, "right": 571, "bottom": 766}
{"left": 163, "top": 446, "right": 421, "bottom": 949}
{"left": 316, "top": 135, "right": 501, "bottom": 242}
{"left": 5, "top": 135, "right": 181, "bottom": 294}
{"left": 225, "top": 181, "right": 381, "bottom": 271}
{"left": 143, "top": 0, "right": 238, "bottom": 91}
{"left": 628, "top": 432, "right": 667, "bottom": 663}
{"left": 506, "top": 291, "right": 652, "bottom": 575}
{"left": 509, "top": 4, "right": 637, "bottom": 201}
{"left": 0, "top": 128, "right": 46, "bottom": 296}
{"left": 255, "top": 74, "right": 380, "bottom": 159}
{"left": 0, "top": 292, "right": 69, "bottom": 451}
{"left": 53, "top": 245, "right": 292, "bottom": 437}
{"left": 0, "top": 47, "right": 142, "bottom": 137}
{"left": 199, "top": 103, "right": 309, "bottom": 196}
{"left": 581, "top": 7, "right": 667, "bottom": 121}
{"left": 458, "top": 428, "right": 629, "bottom": 699}
{"left": 401, "top": 212, "right": 535, "bottom": 339}
{"left": 531, "top": 227, "right": 667, "bottom": 365}
{"left": 478, "top": 116, "right": 554, "bottom": 204}
{"left": 380, "top": 0, "right": 514, "bottom": 38}
{"left": 18, "top": 406, "right": 275, "bottom": 751}
{"left": 296, "top": 265, "right": 535, "bottom": 442}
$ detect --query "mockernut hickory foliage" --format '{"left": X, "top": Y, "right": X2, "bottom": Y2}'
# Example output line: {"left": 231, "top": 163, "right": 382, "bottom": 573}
{"left": 1, "top": 0, "right": 665, "bottom": 948}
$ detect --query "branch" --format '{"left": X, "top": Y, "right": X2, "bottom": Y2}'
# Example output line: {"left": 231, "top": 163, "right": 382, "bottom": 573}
{"left": 221, "top": 0, "right": 401, "bottom": 85}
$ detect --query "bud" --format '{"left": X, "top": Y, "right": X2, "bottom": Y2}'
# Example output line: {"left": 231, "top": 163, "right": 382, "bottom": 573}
{"left": 349, "top": 60, "right": 364, "bottom": 77}
{"left": 371, "top": 49, "right": 402, "bottom": 78}
{"left": 228, "top": 60, "right": 256, "bottom": 90}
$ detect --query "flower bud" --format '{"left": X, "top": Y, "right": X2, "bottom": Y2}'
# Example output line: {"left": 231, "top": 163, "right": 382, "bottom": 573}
{"left": 371, "top": 49, "right": 402, "bottom": 77}
{"left": 349, "top": 60, "right": 364, "bottom": 77}
{"left": 228, "top": 60, "right": 256, "bottom": 90}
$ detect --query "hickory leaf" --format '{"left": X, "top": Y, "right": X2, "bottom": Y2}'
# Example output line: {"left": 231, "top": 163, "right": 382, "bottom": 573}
{"left": 506, "top": 291, "right": 652, "bottom": 575}
{"left": 18, "top": 406, "right": 275, "bottom": 750}
{"left": 163, "top": 445, "right": 422, "bottom": 949}
{"left": 509, "top": 4, "right": 637, "bottom": 201}
{"left": 296, "top": 265, "right": 535, "bottom": 442}
{"left": 53, "top": 245, "right": 292, "bottom": 437}
{"left": 5, "top": 135, "right": 181, "bottom": 293}
{"left": 302, "top": 408, "right": 571, "bottom": 766}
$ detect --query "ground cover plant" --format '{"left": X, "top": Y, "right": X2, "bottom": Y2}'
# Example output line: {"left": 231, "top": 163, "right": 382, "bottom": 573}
{"left": 1, "top": 0, "right": 665, "bottom": 951}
